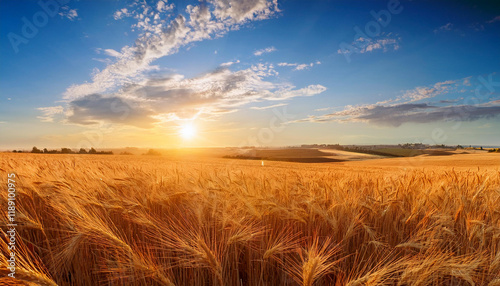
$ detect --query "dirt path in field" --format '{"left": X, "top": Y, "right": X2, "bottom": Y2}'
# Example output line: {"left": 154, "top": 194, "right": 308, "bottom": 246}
{"left": 319, "top": 149, "right": 387, "bottom": 161}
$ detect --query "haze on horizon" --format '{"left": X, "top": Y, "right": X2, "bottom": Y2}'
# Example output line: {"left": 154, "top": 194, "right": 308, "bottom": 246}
{"left": 1, "top": 0, "right": 499, "bottom": 149}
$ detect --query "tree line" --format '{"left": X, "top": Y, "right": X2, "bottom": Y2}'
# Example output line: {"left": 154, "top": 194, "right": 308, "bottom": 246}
{"left": 11, "top": 147, "right": 113, "bottom": 155}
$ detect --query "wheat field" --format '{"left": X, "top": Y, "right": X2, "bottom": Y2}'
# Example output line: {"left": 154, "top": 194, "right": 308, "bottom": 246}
{"left": 1, "top": 152, "right": 500, "bottom": 285}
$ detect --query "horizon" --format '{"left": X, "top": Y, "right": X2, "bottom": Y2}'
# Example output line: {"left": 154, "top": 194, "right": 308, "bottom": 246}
{"left": 4, "top": 143, "right": 500, "bottom": 153}
{"left": 1, "top": 0, "right": 500, "bottom": 149}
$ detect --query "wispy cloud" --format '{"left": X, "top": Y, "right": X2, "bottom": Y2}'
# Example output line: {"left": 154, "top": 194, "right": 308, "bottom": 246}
{"left": 439, "top": 99, "right": 461, "bottom": 104}
{"left": 37, "top": 106, "right": 64, "bottom": 122}
{"left": 156, "top": 0, "right": 174, "bottom": 13}
{"left": 277, "top": 61, "right": 320, "bottom": 71}
{"left": 96, "top": 48, "right": 122, "bottom": 58}
{"left": 254, "top": 46, "right": 277, "bottom": 56}
{"left": 113, "top": 8, "right": 131, "bottom": 20}
{"left": 220, "top": 60, "right": 240, "bottom": 67}
{"left": 250, "top": 103, "right": 288, "bottom": 110}
{"left": 314, "top": 107, "right": 332, "bottom": 112}
{"left": 434, "top": 22, "right": 453, "bottom": 33}
{"left": 59, "top": 7, "right": 78, "bottom": 21}
{"left": 337, "top": 34, "right": 400, "bottom": 57}
{"left": 487, "top": 15, "right": 500, "bottom": 24}
{"left": 402, "top": 80, "right": 458, "bottom": 102}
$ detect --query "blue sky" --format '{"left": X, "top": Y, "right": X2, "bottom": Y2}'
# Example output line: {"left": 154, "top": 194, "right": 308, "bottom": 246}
{"left": 1, "top": 0, "right": 499, "bottom": 149}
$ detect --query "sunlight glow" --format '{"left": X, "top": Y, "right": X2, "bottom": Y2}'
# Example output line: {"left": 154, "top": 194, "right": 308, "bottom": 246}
{"left": 179, "top": 123, "right": 196, "bottom": 140}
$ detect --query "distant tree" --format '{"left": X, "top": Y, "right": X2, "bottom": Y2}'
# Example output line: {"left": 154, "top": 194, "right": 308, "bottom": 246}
{"left": 31, "top": 146, "right": 42, "bottom": 153}
{"left": 79, "top": 148, "right": 88, "bottom": 154}
{"left": 61, "top": 148, "right": 73, "bottom": 154}
{"left": 480, "top": 146, "right": 483, "bottom": 150}
{"left": 144, "top": 149, "right": 161, "bottom": 156}
{"left": 89, "top": 147, "right": 97, "bottom": 154}
{"left": 12, "top": 150, "right": 17, "bottom": 153}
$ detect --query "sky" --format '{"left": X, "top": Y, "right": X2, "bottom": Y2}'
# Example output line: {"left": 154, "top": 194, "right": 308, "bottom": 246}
{"left": 0, "top": 0, "right": 499, "bottom": 150}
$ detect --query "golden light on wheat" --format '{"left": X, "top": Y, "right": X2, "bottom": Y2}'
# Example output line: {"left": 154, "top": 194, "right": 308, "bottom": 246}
{"left": 1, "top": 153, "right": 499, "bottom": 285}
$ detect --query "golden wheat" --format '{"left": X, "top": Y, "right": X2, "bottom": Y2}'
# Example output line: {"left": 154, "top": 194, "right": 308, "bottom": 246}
{"left": 0, "top": 153, "right": 499, "bottom": 285}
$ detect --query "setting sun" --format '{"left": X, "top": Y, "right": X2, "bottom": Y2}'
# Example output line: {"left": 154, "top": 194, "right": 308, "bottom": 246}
{"left": 179, "top": 123, "right": 196, "bottom": 140}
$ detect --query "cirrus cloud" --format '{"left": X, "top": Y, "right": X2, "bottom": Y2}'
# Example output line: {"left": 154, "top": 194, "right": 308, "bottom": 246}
{"left": 254, "top": 46, "right": 277, "bottom": 56}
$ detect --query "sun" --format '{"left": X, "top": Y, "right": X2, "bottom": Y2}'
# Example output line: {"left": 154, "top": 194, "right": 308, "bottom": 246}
{"left": 179, "top": 123, "right": 196, "bottom": 140}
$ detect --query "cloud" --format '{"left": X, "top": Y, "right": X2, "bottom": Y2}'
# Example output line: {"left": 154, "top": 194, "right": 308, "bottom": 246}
{"left": 402, "top": 80, "right": 457, "bottom": 102}
{"left": 469, "top": 22, "right": 485, "bottom": 31}
{"left": 297, "top": 102, "right": 500, "bottom": 127}
{"left": 337, "top": 35, "right": 400, "bottom": 56}
{"left": 96, "top": 48, "right": 122, "bottom": 58}
{"left": 67, "top": 94, "right": 158, "bottom": 128}
{"left": 64, "top": 0, "right": 280, "bottom": 100}
{"left": 314, "top": 107, "right": 332, "bottom": 112}
{"left": 220, "top": 60, "right": 240, "bottom": 67}
{"left": 364, "top": 38, "right": 399, "bottom": 52}
{"left": 59, "top": 64, "right": 326, "bottom": 127}
{"left": 272, "top": 84, "right": 326, "bottom": 100}
{"left": 250, "top": 103, "right": 287, "bottom": 110}
{"left": 44, "top": 0, "right": 326, "bottom": 128}
{"left": 59, "top": 7, "right": 78, "bottom": 21}
{"left": 463, "top": 76, "right": 472, "bottom": 86}
{"left": 211, "top": 0, "right": 279, "bottom": 22}
{"left": 37, "top": 106, "right": 64, "bottom": 122}
{"left": 92, "top": 58, "right": 113, "bottom": 65}
{"left": 113, "top": 8, "right": 131, "bottom": 20}
{"left": 439, "top": 99, "right": 460, "bottom": 104}
{"left": 487, "top": 16, "right": 500, "bottom": 24}
{"left": 29, "top": 1, "right": 500, "bottom": 136}
{"left": 277, "top": 61, "right": 320, "bottom": 71}
{"left": 434, "top": 23, "right": 453, "bottom": 33}
{"left": 293, "top": 75, "right": 500, "bottom": 127}
{"left": 156, "top": 0, "right": 174, "bottom": 13}
{"left": 254, "top": 46, "right": 277, "bottom": 56}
